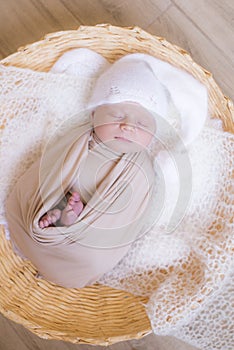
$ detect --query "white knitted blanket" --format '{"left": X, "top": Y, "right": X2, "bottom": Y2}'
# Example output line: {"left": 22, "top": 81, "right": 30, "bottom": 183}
{"left": 0, "top": 55, "right": 233, "bottom": 350}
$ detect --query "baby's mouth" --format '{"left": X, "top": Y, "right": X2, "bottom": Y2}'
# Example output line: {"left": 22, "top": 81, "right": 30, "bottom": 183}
{"left": 114, "top": 136, "right": 132, "bottom": 143}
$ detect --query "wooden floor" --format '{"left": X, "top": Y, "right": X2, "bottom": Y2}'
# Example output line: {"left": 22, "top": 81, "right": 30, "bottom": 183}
{"left": 0, "top": 1, "right": 233, "bottom": 349}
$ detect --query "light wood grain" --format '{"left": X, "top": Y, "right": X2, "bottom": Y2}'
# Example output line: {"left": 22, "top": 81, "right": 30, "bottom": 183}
{"left": 173, "top": 0, "right": 234, "bottom": 59}
{"left": 0, "top": 0, "right": 233, "bottom": 349}
{"left": 0, "top": 0, "right": 171, "bottom": 59}
{"left": 147, "top": 1, "right": 234, "bottom": 100}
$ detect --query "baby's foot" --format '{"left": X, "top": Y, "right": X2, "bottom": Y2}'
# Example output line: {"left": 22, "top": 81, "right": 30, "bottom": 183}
{"left": 39, "top": 208, "right": 61, "bottom": 228}
{"left": 60, "top": 192, "right": 84, "bottom": 226}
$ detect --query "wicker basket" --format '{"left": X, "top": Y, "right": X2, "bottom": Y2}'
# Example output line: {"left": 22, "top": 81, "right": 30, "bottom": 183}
{"left": 0, "top": 24, "right": 233, "bottom": 346}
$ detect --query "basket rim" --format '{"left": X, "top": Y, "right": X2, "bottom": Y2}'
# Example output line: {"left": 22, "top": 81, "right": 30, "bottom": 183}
{"left": 0, "top": 23, "right": 233, "bottom": 346}
{"left": 1, "top": 24, "right": 233, "bottom": 130}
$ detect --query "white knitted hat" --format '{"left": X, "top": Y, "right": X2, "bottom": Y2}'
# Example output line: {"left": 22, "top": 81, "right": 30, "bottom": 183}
{"left": 86, "top": 52, "right": 207, "bottom": 146}
{"left": 87, "top": 59, "right": 170, "bottom": 120}
{"left": 51, "top": 49, "right": 208, "bottom": 147}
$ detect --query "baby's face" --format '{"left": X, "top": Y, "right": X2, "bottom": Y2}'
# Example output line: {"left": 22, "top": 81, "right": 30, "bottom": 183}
{"left": 91, "top": 102, "right": 156, "bottom": 153}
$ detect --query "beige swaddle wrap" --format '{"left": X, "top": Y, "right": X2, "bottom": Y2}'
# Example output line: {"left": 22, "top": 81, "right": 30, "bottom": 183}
{"left": 5, "top": 118, "right": 155, "bottom": 288}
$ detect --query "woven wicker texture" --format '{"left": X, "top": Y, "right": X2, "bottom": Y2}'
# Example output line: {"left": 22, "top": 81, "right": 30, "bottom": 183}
{"left": 0, "top": 24, "right": 233, "bottom": 346}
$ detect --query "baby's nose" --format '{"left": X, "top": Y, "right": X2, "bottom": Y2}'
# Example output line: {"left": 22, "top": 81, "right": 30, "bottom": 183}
{"left": 120, "top": 122, "right": 136, "bottom": 132}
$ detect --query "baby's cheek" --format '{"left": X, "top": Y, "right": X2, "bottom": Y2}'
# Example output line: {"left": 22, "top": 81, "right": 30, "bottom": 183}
{"left": 94, "top": 125, "right": 105, "bottom": 141}
{"left": 140, "top": 130, "right": 154, "bottom": 147}
{"left": 94, "top": 124, "right": 114, "bottom": 142}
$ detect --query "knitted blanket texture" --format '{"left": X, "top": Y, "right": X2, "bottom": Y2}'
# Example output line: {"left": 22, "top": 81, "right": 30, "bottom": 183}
{"left": 0, "top": 63, "right": 233, "bottom": 350}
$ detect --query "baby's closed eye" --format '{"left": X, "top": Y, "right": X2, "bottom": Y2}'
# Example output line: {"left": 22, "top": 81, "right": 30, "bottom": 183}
{"left": 112, "top": 114, "right": 124, "bottom": 120}
{"left": 137, "top": 121, "right": 148, "bottom": 127}
{"left": 137, "top": 121, "right": 152, "bottom": 130}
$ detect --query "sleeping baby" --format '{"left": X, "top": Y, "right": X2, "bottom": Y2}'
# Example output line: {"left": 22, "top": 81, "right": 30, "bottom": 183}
{"left": 5, "top": 53, "right": 182, "bottom": 288}
{"left": 38, "top": 101, "right": 157, "bottom": 228}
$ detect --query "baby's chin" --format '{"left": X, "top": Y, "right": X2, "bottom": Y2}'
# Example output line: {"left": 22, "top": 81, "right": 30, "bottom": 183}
{"left": 103, "top": 139, "right": 147, "bottom": 154}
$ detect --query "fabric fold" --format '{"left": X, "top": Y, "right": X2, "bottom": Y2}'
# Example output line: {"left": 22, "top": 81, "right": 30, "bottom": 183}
{"left": 5, "top": 116, "right": 156, "bottom": 287}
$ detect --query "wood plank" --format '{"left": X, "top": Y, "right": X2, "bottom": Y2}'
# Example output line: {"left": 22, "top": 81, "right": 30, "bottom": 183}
{"left": 130, "top": 333, "right": 199, "bottom": 349}
{"left": 147, "top": 4, "right": 234, "bottom": 101}
{"left": 0, "top": 0, "right": 82, "bottom": 59}
{"left": 61, "top": 0, "right": 171, "bottom": 28}
{"left": 172, "top": 0, "right": 234, "bottom": 60}
{"left": 0, "top": 0, "right": 172, "bottom": 60}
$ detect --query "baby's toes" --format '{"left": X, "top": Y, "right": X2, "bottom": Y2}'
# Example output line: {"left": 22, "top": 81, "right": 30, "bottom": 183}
{"left": 48, "top": 209, "right": 61, "bottom": 223}
{"left": 50, "top": 214, "right": 57, "bottom": 224}
{"left": 39, "top": 218, "right": 48, "bottom": 228}
{"left": 46, "top": 217, "right": 52, "bottom": 226}
{"left": 39, "top": 220, "right": 44, "bottom": 229}
{"left": 70, "top": 192, "right": 80, "bottom": 202}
